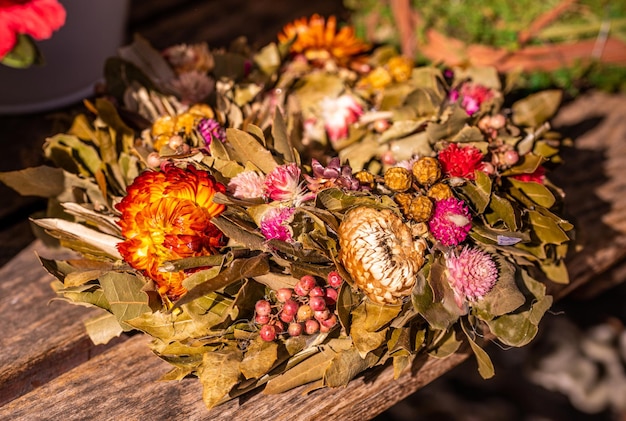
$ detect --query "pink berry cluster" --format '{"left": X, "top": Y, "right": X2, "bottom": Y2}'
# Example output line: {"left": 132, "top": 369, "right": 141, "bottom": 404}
{"left": 255, "top": 271, "right": 344, "bottom": 342}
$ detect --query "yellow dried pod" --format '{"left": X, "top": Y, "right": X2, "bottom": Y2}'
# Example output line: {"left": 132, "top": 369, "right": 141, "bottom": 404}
{"left": 384, "top": 167, "right": 413, "bottom": 192}
{"left": 188, "top": 103, "right": 215, "bottom": 119}
{"left": 387, "top": 56, "right": 413, "bottom": 83}
{"left": 427, "top": 182, "right": 453, "bottom": 201}
{"left": 394, "top": 192, "right": 413, "bottom": 214}
{"left": 354, "top": 170, "right": 375, "bottom": 188}
{"left": 407, "top": 195, "right": 434, "bottom": 222}
{"left": 339, "top": 207, "right": 427, "bottom": 304}
{"left": 360, "top": 66, "right": 392, "bottom": 90}
{"left": 412, "top": 157, "right": 441, "bottom": 186}
{"left": 174, "top": 112, "right": 198, "bottom": 135}
{"left": 151, "top": 115, "right": 175, "bottom": 137}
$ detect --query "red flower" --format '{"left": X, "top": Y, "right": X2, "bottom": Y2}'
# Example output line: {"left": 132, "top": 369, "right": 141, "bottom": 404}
{"left": 0, "top": 0, "right": 66, "bottom": 58}
{"left": 438, "top": 143, "right": 484, "bottom": 180}
{"left": 511, "top": 166, "right": 546, "bottom": 183}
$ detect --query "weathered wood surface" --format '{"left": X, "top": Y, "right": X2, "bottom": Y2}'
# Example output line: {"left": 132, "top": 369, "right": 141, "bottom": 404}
{"left": 1, "top": 91, "right": 625, "bottom": 419}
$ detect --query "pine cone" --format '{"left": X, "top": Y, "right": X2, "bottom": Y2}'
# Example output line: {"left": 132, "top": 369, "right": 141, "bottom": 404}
{"left": 338, "top": 206, "right": 427, "bottom": 304}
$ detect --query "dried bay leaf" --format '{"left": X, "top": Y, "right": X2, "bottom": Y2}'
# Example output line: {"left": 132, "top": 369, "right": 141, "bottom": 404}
{"left": 512, "top": 90, "right": 562, "bottom": 128}
{"left": 84, "top": 312, "right": 123, "bottom": 345}
{"left": 99, "top": 272, "right": 152, "bottom": 331}
{"left": 263, "top": 350, "right": 334, "bottom": 394}
{"left": 428, "top": 329, "right": 462, "bottom": 358}
{"left": 509, "top": 179, "right": 555, "bottom": 208}
{"left": 527, "top": 210, "right": 570, "bottom": 245}
{"left": 226, "top": 128, "right": 278, "bottom": 174}
{"left": 198, "top": 345, "right": 243, "bottom": 409}
{"left": 240, "top": 336, "right": 279, "bottom": 380}
{"left": 412, "top": 263, "right": 463, "bottom": 330}
{"left": 460, "top": 322, "right": 494, "bottom": 379}
{"left": 473, "top": 256, "right": 524, "bottom": 320}
{"left": 324, "top": 346, "right": 379, "bottom": 388}
{"left": 0, "top": 166, "right": 64, "bottom": 198}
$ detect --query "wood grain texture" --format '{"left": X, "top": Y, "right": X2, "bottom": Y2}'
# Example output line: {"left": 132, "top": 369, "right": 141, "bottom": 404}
{"left": 1, "top": 92, "right": 625, "bottom": 418}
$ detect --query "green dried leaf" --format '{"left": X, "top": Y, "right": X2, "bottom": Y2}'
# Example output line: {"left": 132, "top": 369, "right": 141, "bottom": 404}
{"left": 198, "top": 344, "right": 243, "bottom": 409}
{"left": 350, "top": 300, "right": 394, "bottom": 357}
{"left": 0, "top": 166, "right": 64, "bottom": 197}
{"left": 263, "top": 350, "right": 334, "bottom": 394}
{"left": 461, "top": 322, "right": 494, "bottom": 379}
{"left": 272, "top": 110, "right": 294, "bottom": 162}
{"left": 541, "top": 259, "right": 569, "bottom": 284}
{"left": 487, "top": 194, "right": 519, "bottom": 230}
{"left": 240, "top": 336, "right": 279, "bottom": 380}
{"left": 412, "top": 262, "right": 463, "bottom": 330}
{"left": 0, "top": 34, "right": 38, "bottom": 68}
{"left": 501, "top": 153, "right": 544, "bottom": 176}
{"left": 509, "top": 179, "right": 555, "bottom": 208}
{"left": 426, "top": 105, "right": 468, "bottom": 142}
{"left": 173, "top": 254, "right": 270, "bottom": 309}
{"left": 226, "top": 128, "right": 278, "bottom": 174}
{"left": 428, "top": 329, "right": 462, "bottom": 358}
{"left": 512, "top": 90, "right": 562, "bottom": 127}
{"left": 324, "top": 346, "right": 379, "bottom": 388}
{"left": 527, "top": 210, "right": 570, "bottom": 245}
{"left": 254, "top": 42, "right": 281, "bottom": 75}
{"left": 473, "top": 256, "right": 524, "bottom": 320}
{"left": 459, "top": 171, "right": 492, "bottom": 213}
{"left": 393, "top": 354, "right": 413, "bottom": 379}
{"left": 84, "top": 312, "right": 124, "bottom": 345}
{"left": 99, "top": 272, "right": 152, "bottom": 331}
{"left": 44, "top": 134, "right": 102, "bottom": 177}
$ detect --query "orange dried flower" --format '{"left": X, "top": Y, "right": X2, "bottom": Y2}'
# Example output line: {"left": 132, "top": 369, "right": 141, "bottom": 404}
{"left": 278, "top": 14, "right": 369, "bottom": 65}
{"left": 116, "top": 165, "right": 226, "bottom": 300}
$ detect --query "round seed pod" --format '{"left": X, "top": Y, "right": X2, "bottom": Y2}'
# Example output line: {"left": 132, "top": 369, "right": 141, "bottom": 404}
{"left": 427, "top": 182, "right": 453, "bottom": 201}
{"left": 384, "top": 167, "right": 413, "bottom": 193}
{"left": 354, "top": 170, "right": 375, "bottom": 189}
{"left": 338, "top": 207, "right": 427, "bottom": 304}
{"left": 407, "top": 195, "right": 434, "bottom": 222}
{"left": 412, "top": 157, "right": 441, "bottom": 186}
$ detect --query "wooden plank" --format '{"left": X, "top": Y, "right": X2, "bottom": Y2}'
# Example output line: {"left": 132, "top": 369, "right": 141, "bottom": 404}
{"left": 0, "top": 242, "right": 125, "bottom": 406}
{"left": 0, "top": 332, "right": 471, "bottom": 420}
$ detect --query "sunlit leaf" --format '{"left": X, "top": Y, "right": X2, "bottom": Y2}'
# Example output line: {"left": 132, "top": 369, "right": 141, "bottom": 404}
{"left": 198, "top": 344, "right": 243, "bottom": 409}
{"left": 99, "top": 272, "right": 152, "bottom": 331}
{"left": 240, "top": 336, "right": 279, "bottom": 380}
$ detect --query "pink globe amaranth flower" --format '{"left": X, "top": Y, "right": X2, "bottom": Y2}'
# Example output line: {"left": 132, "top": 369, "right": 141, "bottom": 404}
{"left": 0, "top": 0, "right": 66, "bottom": 58}
{"left": 450, "top": 82, "right": 494, "bottom": 116}
{"left": 228, "top": 171, "right": 265, "bottom": 199}
{"left": 260, "top": 206, "right": 296, "bottom": 242}
{"left": 429, "top": 197, "right": 472, "bottom": 246}
{"left": 197, "top": 117, "right": 225, "bottom": 146}
{"left": 446, "top": 246, "right": 498, "bottom": 306}
{"left": 320, "top": 94, "right": 363, "bottom": 143}
{"left": 264, "top": 163, "right": 302, "bottom": 202}
{"left": 438, "top": 143, "right": 484, "bottom": 180}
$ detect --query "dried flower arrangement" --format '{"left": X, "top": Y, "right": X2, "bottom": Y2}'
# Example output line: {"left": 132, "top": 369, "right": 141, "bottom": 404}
{"left": 0, "top": 14, "right": 574, "bottom": 409}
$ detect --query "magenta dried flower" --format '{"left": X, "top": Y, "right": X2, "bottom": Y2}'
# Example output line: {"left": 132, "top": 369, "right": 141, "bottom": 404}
{"left": 446, "top": 246, "right": 498, "bottom": 305}
{"left": 228, "top": 171, "right": 265, "bottom": 199}
{"left": 260, "top": 206, "right": 296, "bottom": 242}
{"left": 428, "top": 197, "right": 472, "bottom": 246}
{"left": 449, "top": 82, "right": 494, "bottom": 116}
{"left": 198, "top": 118, "right": 226, "bottom": 146}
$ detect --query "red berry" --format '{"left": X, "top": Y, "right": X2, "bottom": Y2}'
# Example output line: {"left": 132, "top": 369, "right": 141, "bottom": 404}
{"left": 324, "top": 287, "right": 338, "bottom": 305}
{"left": 309, "top": 296, "right": 326, "bottom": 312}
{"left": 320, "top": 314, "right": 338, "bottom": 328}
{"left": 280, "top": 311, "right": 294, "bottom": 323}
{"left": 309, "top": 286, "right": 325, "bottom": 297}
{"left": 282, "top": 299, "right": 299, "bottom": 316}
{"left": 304, "top": 319, "right": 320, "bottom": 335}
{"left": 326, "top": 271, "right": 343, "bottom": 288}
{"left": 255, "top": 314, "right": 270, "bottom": 324}
{"left": 255, "top": 300, "right": 272, "bottom": 316}
{"left": 296, "top": 304, "right": 314, "bottom": 322}
{"left": 314, "top": 308, "right": 331, "bottom": 321}
{"left": 275, "top": 288, "right": 293, "bottom": 303}
{"left": 504, "top": 150, "right": 519, "bottom": 166}
{"left": 294, "top": 282, "right": 309, "bottom": 297}
{"left": 300, "top": 275, "right": 317, "bottom": 289}
{"left": 288, "top": 322, "right": 303, "bottom": 337}
{"left": 259, "top": 324, "right": 276, "bottom": 341}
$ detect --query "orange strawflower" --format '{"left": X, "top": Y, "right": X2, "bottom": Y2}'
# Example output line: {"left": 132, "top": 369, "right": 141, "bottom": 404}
{"left": 116, "top": 164, "right": 226, "bottom": 300}
{"left": 278, "top": 14, "right": 369, "bottom": 65}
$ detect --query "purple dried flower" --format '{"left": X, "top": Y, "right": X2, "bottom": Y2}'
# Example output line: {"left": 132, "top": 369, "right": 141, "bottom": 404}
{"left": 260, "top": 206, "right": 296, "bottom": 242}
{"left": 446, "top": 246, "right": 498, "bottom": 305}
{"left": 198, "top": 118, "right": 226, "bottom": 146}
{"left": 304, "top": 157, "right": 361, "bottom": 192}
{"left": 428, "top": 197, "right": 472, "bottom": 246}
